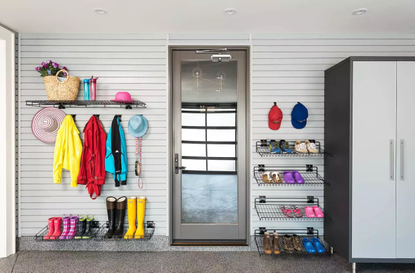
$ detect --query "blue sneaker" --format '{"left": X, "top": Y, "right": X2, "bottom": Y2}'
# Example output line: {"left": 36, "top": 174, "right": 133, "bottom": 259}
{"left": 269, "top": 141, "right": 281, "bottom": 153}
{"left": 279, "top": 140, "right": 292, "bottom": 153}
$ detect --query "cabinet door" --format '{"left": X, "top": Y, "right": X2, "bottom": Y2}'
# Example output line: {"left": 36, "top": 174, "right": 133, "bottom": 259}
{"left": 352, "top": 61, "right": 397, "bottom": 259}
{"left": 396, "top": 62, "right": 415, "bottom": 258}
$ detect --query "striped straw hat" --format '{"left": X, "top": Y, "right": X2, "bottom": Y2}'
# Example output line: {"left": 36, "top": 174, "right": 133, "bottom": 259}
{"left": 31, "top": 108, "right": 66, "bottom": 143}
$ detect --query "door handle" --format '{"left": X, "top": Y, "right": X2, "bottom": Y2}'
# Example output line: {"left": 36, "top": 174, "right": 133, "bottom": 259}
{"left": 400, "top": 140, "right": 404, "bottom": 181}
{"left": 390, "top": 140, "right": 394, "bottom": 181}
{"left": 174, "top": 153, "right": 186, "bottom": 174}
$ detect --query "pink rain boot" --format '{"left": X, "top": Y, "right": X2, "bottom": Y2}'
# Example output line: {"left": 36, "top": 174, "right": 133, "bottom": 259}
{"left": 50, "top": 217, "right": 62, "bottom": 240}
{"left": 43, "top": 217, "right": 55, "bottom": 240}
{"left": 66, "top": 215, "right": 78, "bottom": 239}
{"left": 58, "top": 215, "right": 70, "bottom": 240}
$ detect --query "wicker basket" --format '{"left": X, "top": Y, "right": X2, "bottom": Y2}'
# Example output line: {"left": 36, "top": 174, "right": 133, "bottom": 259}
{"left": 44, "top": 70, "right": 80, "bottom": 101}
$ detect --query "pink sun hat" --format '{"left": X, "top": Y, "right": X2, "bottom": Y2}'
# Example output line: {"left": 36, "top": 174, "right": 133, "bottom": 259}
{"left": 111, "top": 92, "right": 135, "bottom": 103}
{"left": 31, "top": 108, "right": 66, "bottom": 143}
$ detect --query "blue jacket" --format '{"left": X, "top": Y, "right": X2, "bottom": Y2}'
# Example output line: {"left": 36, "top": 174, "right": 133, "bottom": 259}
{"left": 105, "top": 116, "right": 128, "bottom": 186}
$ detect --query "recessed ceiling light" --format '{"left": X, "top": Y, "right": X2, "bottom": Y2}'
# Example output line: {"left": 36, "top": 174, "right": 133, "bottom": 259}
{"left": 224, "top": 8, "right": 237, "bottom": 15}
{"left": 93, "top": 8, "right": 108, "bottom": 15}
{"left": 352, "top": 8, "right": 368, "bottom": 15}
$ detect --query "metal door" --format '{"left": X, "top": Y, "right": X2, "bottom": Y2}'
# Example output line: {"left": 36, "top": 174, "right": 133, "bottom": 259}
{"left": 172, "top": 49, "right": 247, "bottom": 242}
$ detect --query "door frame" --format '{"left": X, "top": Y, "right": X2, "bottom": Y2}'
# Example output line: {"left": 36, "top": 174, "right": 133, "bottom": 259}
{"left": 167, "top": 46, "right": 250, "bottom": 245}
{"left": 0, "top": 25, "right": 16, "bottom": 258}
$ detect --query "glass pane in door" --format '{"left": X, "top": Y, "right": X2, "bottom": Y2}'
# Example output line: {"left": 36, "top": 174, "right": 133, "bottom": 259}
{"left": 181, "top": 60, "right": 238, "bottom": 224}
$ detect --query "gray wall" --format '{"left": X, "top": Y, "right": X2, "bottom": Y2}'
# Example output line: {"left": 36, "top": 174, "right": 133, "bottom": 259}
{"left": 18, "top": 33, "right": 415, "bottom": 238}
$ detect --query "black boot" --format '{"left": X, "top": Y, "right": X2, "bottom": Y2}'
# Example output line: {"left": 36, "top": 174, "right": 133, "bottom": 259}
{"left": 104, "top": 196, "right": 116, "bottom": 239}
{"left": 74, "top": 215, "right": 87, "bottom": 239}
{"left": 82, "top": 215, "right": 95, "bottom": 239}
{"left": 113, "top": 196, "right": 127, "bottom": 238}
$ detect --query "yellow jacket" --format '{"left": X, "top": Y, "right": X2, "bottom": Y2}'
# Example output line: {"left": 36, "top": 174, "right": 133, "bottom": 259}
{"left": 53, "top": 115, "right": 83, "bottom": 187}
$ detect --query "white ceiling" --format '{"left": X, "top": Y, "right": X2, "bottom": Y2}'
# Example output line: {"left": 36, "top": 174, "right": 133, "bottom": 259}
{"left": 1, "top": 0, "right": 415, "bottom": 33}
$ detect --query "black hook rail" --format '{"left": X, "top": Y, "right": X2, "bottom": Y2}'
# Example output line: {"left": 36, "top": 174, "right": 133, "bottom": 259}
{"left": 25, "top": 100, "right": 147, "bottom": 109}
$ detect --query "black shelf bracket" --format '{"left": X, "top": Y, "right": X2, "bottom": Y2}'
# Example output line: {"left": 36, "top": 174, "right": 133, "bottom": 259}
{"left": 260, "top": 139, "right": 267, "bottom": 147}
{"left": 146, "top": 221, "right": 155, "bottom": 228}
{"left": 258, "top": 164, "right": 265, "bottom": 172}
{"left": 307, "top": 196, "right": 315, "bottom": 204}
{"left": 307, "top": 227, "right": 314, "bottom": 235}
{"left": 259, "top": 227, "right": 267, "bottom": 234}
{"left": 91, "top": 221, "right": 100, "bottom": 229}
{"left": 259, "top": 196, "right": 266, "bottom": 204}
{"left": 306, "top": 164, "right": 313, "bottom": 172}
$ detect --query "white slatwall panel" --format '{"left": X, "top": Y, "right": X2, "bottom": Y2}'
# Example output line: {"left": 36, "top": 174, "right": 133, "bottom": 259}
{"left": 19, "top": 33, "right": 415, "bottom": 238}
{"left": 19, "top": 34, "right": 168, "bottom": 236}
{"left": 250, "top": 34, "right": 415, "bottom": 234}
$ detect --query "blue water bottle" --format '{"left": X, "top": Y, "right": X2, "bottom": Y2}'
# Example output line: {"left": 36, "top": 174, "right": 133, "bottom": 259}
{"left": 83, "top": 79, "right": 90, "bottom": 101}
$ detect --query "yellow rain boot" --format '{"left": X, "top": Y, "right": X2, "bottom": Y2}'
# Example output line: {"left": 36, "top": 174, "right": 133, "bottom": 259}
{"left": 134, "top": 196, "right": 146, "bottom": 239}
{"left": 123, "top": 196, "right": 137, "bottom": 239}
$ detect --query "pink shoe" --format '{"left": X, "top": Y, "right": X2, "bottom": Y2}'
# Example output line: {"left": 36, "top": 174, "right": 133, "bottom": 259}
{"left": 66, "top": 215, "right": 78, "bottom": 239}
{"left": 58, "top": 215, "right": 70, "bottom": 240}
{"left": 43, "top": 217, "right": 55, "bottom": 240}
{"left": 304, "top": 206, "right": 316, "bottom": 218}
{"left": 312, "top": 206, "right": 324, "bottom": 218}
{"left": 281, "top": 206, "right": 292, "bottom": 218}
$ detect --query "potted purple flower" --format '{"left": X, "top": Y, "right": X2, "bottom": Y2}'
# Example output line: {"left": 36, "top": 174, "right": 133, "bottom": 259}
{"left": 35, "top": 60, "right": 68, "bottom": 77}
{"left": 35, "top": 60, "right": 79, "bottom": 101}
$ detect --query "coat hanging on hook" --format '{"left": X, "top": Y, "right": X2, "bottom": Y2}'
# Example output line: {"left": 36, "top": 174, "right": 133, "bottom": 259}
{"left": 105, "top": 115, "right": 127, "bottom": 187}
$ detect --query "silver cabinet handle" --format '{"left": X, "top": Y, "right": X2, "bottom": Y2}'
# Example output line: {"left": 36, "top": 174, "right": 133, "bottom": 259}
{"left": 390, "top": 140, "right": 394, "bottom": 180}
{"left": 400, "top": 140, "right": 405, "bottom": 180}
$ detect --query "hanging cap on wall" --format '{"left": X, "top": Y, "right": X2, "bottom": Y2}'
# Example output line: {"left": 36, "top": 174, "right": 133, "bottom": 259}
{"left": 291, "top": 102, "right": 308, "bottom": 129}
{"left": 268, "top": 103, "right": 283, "bottom": 131}
{"left": 31, "top": 108, "right": 66, "bottom": 143}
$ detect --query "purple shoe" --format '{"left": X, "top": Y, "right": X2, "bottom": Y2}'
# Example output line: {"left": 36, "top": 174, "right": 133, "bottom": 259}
{"left": 58, "top": 215, "right": 70, "bottom": 240}
{"left": 292, "top": 171, "right": 305, "bottom": 184}
{"left": 283, "top": 171, "right": 295, "bottom": 184}
{"left": 66, "top": 215, "right": 78, "bottom": 239}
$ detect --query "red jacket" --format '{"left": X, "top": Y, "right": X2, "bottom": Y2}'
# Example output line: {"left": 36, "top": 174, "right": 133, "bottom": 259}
{"left": 77, "top": 116, "right": 106, "bottom": 199}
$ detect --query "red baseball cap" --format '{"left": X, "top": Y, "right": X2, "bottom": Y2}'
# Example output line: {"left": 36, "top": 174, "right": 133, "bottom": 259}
{"left": 268, "top": 104, "right": 283, "bottom": 130}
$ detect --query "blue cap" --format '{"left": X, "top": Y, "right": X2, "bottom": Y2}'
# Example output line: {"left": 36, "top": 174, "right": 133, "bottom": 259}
{"left": 291, "top": 102, "right": 308, "bottom": 129}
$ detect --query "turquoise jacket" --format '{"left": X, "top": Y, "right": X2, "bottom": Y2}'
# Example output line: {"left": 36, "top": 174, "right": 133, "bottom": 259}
{"left": 105, "top": 116, "right": 128, "bottom": 186}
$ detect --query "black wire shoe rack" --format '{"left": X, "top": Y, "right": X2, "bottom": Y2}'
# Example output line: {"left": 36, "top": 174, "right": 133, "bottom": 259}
{"left": 253, "top": 164, "right": 328, "bottom": 187}
{"left": 256, "top": 139, "right": 331, "bottom": 157}
{"left": 95, "top": 221, "right": 155, "bottom": 241}
{"left": 254, "top": 197, "right": 325, "bottom": 221}
{"left": 25, "top": 100, "right": 147, "bottom": 109}
{"left": 34, "top": 221, "right": 101, "bottom": 241}
{"left": 254, "top": 227, "right": 331, "bottom": 257}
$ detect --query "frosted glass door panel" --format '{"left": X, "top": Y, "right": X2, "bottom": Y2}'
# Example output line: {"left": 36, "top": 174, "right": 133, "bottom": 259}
{"left": 208, "top": 144, "right": 236, "bottom": 157}
{"left": 182, "top": 129, "right": 205, "bottom": 141}
{"left": 182, "top": 144, "right": 206, "bottom": 157}
{"left": 207, "top": 113, "right": 236, "bottom": 126}
{"left": 182, "top": 113, "right": 205, "bottom": 126}
{"left": 207, "top": 130, "right": 235, "bottom": 142}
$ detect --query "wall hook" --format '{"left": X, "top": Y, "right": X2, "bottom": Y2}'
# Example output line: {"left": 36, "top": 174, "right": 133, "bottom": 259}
{"left": 71, "top": 114, "right": 76, "bottom": 121}
{"left": 115, "top": 115, "right": 122, "bottom": 122}
{"left": 273, "top": 102, "right": 277, "bottom": 106}
{"left": 93, "top": 114, "right": 100, "bottom": 119}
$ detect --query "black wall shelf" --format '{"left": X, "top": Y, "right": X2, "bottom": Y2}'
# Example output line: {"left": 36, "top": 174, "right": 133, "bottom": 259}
{"left": 254, "top": 197, "right": 324, "bottom": 221}
{"left": 256, "top": 140, "right": 331, "bottom": 157}
{"left": 254, "top": 227, "right": 331, "bottom": 257}
{"left": 95, "top": 221, "right": 155, "bottom": 241}
{"left": 253, "top": 165, "right": 328, "bottom": 186}
{"left": 26, "top": 100, "right": 147, "bottom": 109}
{"left": 35, "top": 221, "right": 101, "bottom": 241}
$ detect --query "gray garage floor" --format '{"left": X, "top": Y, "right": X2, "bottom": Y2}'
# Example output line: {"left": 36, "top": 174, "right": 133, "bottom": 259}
{"left": 1, "top": 251, "right": 415, "bottom": 273}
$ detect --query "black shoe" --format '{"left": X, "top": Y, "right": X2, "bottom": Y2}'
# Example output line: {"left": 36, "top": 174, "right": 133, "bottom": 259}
{"left": 74, "top": 215, "right": 87, "bottom": 239}
{"left": 104, "top": 196, "right": 117, "bottom": 239}
{"left": 113, "top": 196, "right": 127, "bottom": 238}
{"left": 82, "top": 215, "right": 95, "bottom": 239}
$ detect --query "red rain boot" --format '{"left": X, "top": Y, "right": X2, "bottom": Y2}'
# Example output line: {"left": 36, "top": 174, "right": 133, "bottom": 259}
{"left": 43, "top": 217, "right": 55, "bottom": 240}
{"left": 50, "top": 217, "right": 62, "bottom": 240}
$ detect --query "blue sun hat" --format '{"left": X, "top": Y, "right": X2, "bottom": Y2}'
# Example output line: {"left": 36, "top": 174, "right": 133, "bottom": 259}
{"left": 128, "top": 115, "right": 148, "bottom": 137}
{"left": 291, "top": 102, "right": 308, "bottom": 129}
